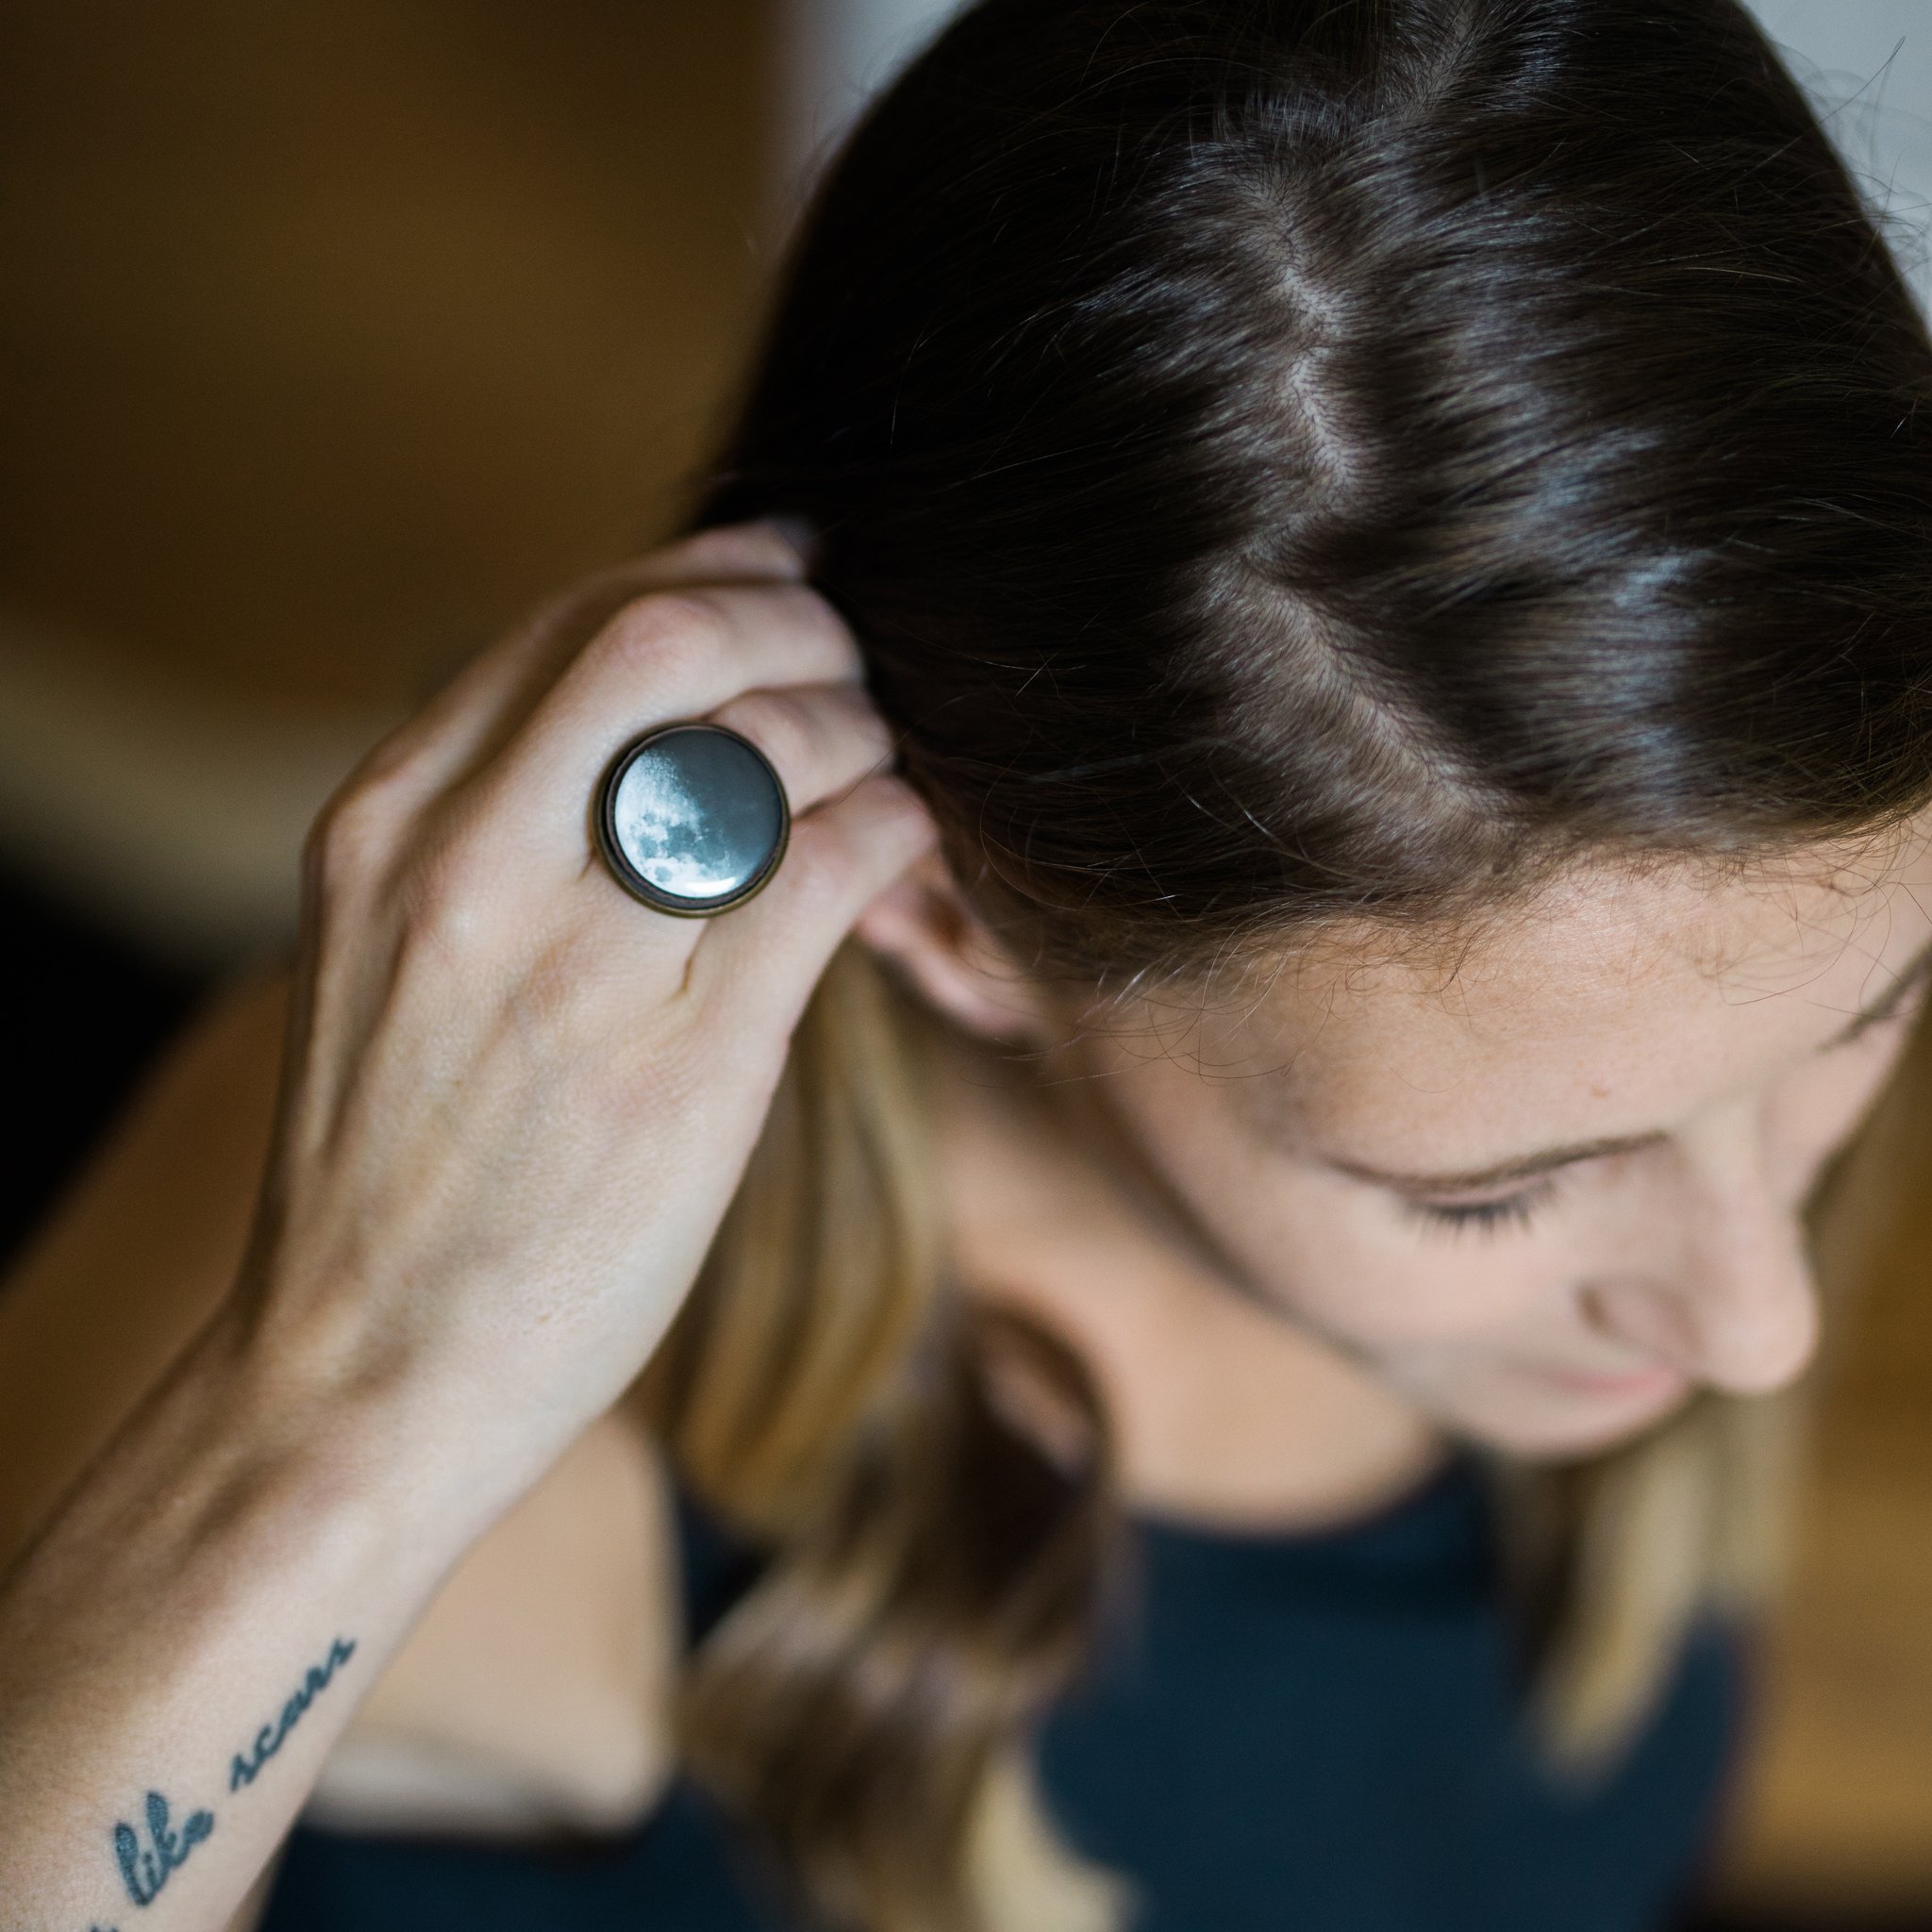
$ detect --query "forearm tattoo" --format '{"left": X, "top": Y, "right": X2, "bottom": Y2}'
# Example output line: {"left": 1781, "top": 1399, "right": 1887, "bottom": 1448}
{"left": 110, "top": 1791, "right": 213, "bottom": 1907}
{"left": 228, "top": 1637, "right": 358, "bottom": 1791}
{"left": 86, "top": 1634, "right": 358, "bottom": 1924}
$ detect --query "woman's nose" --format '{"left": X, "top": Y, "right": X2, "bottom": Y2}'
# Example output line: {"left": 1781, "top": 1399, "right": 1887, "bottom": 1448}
{"left": 1578, "top": 1134, "right": 1821, "bottom": 1394}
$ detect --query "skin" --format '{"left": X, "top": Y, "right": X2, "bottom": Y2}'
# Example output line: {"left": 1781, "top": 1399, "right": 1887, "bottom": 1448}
{"left": 1, "top": 530, "right": 1927, "bottom": 1925}
{"left": 0, "top": 526, "right": 938, "bottom": 1929}
{"left": 858, "top": 833, "right": 1932, "bottom": 1519}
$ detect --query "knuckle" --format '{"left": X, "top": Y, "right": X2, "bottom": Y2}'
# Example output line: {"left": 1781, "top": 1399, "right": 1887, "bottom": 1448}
{"left": 598, "top": 591, "right": 733, "bottom": 690}
{"left": 724, "top": 687, "right": 815, "bottom": 769}
{"left": 304, "top": 775, "right": 405, "bottom": 892}
{"left": 511, "top": 913, "right": 605, "bottom": 1025}
{"left": 391, "top": 802, "right": 504, "bottom": 947}
{"left": 777, "top": 823, "right": 855, "bottom": 905}
{"left": 774, "top": 585, "right": 858, "bottom": 662}
{"left": 817, "top": 780, "right": 934, "bottom": 883}
{"left": 396, "top": 828, "right": 475, "bottom": 935}
{"left": 663, "top": 522, "right": 797, "bottom": 580}
{"left": 844, "top": 692, "right": 897, "bottom": 763}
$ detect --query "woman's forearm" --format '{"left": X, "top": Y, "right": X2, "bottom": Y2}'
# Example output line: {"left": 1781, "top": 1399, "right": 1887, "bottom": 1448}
{"left": 0, "top": 529, "right": 930, "bottom": 1927}
{"left": 0, "top": 1304, "right": 511, "bottom": 1932}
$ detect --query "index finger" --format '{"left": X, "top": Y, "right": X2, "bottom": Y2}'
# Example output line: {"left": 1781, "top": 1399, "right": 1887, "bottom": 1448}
{"left": 361, "top": 522, "right": 820, "bottom": 805}
{"left": 480, "top": 578, "right": 867, "bottom": 840}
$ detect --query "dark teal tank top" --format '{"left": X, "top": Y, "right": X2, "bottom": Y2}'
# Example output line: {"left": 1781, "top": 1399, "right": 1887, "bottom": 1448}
{"left": 258, "top": 1448, "right": 1748, "bottom": 1931}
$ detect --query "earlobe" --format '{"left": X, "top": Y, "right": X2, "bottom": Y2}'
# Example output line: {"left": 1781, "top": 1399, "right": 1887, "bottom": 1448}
{"left": 854, "top": 853, "right": 1056, "bottom": 1045}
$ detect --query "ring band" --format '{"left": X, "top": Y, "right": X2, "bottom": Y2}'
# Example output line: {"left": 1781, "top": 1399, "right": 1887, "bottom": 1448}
{"left": 594, "top": 722, "right": 791, "bottom": 917}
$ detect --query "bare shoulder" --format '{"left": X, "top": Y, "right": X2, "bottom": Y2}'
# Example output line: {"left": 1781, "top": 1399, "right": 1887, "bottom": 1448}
{"left": 0, "top": 957, "right": 292, "bottom": 1565}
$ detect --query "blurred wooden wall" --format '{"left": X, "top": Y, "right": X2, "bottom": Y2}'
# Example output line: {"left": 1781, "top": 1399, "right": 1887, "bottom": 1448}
{"left": 1712, "top": 1023, "right": 1932, "bottom": 1920}
{"left": 0, "top": 2, "right": 772, "bottom": 958}
{"left": 0, "top": 0, "right": 768, "bottom": 712}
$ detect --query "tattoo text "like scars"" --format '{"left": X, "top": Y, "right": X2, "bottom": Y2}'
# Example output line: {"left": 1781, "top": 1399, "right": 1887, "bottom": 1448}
{"left": 90, "top": 1633, "right": 358, "bottom": 1925}
{"left": 110, "top": 1790, "right": 213, "bottom": 1907}
{"left": 229, "top": 1636, "right": 358, "bottom": 1791}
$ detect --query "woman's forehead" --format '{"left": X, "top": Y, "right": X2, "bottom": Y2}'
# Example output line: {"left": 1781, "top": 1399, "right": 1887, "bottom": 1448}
{"left": 1158, "top": 836, "right": 1932, "bottom": 1152}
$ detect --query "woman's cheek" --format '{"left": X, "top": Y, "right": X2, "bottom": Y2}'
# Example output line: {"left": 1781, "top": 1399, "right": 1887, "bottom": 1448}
{"left": 1172, "top": 1133, "right": 1557, "bottom": 1346}
{"left": 1279, "top": 1219, "right": 1553, "bottom": 1349}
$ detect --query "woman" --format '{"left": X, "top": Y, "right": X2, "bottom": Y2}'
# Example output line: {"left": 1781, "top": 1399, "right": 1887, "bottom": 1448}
{"left": 5, "top": 1, "right": 1932, "bottom": 1928}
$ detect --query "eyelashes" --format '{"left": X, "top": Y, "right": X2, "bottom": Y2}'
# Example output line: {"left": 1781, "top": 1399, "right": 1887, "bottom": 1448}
{"left": 1381, "top": 991, "right": 1930, "bottom": 1246}
{"left": 1400, "top": 1176, "right": 1561, "bottom": 1240}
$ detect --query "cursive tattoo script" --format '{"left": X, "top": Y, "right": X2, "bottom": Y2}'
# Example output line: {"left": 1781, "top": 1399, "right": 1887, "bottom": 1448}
{"left": 228, "top": 1636, "right": 358, "bottom": 1791}
{"left": 111, "top": 1790, "right": 213, "bottom": 1907}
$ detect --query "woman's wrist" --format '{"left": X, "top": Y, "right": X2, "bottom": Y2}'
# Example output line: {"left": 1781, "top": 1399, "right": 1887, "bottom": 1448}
{"left": 0, "top": 1286, "right": 528, "bottom": 1930}
{"left": 209, "top": 1277, "right": 555, "bottom": 1566}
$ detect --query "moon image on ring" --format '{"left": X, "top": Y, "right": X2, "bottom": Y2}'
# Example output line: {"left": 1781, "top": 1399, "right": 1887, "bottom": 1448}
{"left": 606, "top": 727, "right": 787, "bottom": 907}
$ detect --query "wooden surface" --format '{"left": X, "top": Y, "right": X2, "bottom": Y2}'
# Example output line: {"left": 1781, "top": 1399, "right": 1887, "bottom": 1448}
{"left": 1, "top": 1, "right": 1929, "bottom": 1911}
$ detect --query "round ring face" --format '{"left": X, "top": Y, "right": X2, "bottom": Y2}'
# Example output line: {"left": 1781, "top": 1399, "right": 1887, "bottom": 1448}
{"left": 595, "top": 724, "right": 791, "bottom": 916}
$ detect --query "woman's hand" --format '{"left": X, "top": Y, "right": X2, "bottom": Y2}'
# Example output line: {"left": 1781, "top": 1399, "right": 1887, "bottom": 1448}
{"left": 243, "top": 519, "right": 936, "bottom": 1488}
{"left": 0, "top": 522, "right": 936, "bottom": 1932}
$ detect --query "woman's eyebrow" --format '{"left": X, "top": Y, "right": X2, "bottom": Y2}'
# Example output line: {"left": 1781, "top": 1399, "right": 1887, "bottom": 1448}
{"left": 1826, "top": 934, "right": 1932, "bottom": 1046}
{"left": 1326, "top": 939, "right": 1932, "bottom": 1195}
{"left": 1323, "top": 1131, "right": 1669, "bottom": 1197}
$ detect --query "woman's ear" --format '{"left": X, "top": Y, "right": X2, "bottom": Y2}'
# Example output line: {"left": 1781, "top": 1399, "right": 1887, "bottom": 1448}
{"left": 853, "top": 851, "right": 1058, "bottom": 1045}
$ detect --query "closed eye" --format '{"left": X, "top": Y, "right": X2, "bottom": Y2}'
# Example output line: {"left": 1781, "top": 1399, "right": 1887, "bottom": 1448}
{"left": 1401, "top": 1174, "right": 1561, "bottom": 1240}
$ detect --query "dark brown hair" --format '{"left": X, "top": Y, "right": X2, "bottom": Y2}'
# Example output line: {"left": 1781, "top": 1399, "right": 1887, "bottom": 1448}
{"left": 644, "top": 3, "right": 1932, "bottom": 1927}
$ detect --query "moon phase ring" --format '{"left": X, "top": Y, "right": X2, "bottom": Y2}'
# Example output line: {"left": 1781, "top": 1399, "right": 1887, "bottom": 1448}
{"left": 594, "top": 723, "right": 791, "bottom": 917}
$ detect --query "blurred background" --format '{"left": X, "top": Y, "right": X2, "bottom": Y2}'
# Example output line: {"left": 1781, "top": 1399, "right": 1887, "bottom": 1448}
{"left": 1, "top": 3, "right": 1929, "bottom": 1924}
